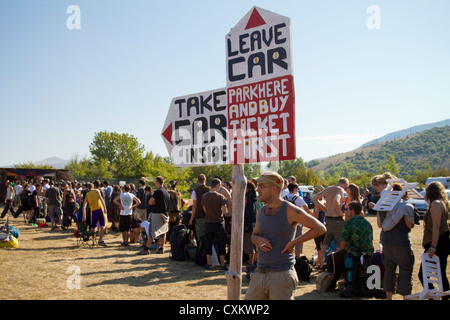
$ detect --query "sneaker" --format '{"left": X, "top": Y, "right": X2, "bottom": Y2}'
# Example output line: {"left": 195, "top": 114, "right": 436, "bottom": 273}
{"left": 97, "top": 241, "right": 107, "bottom": 246}
{"left": 156, "top": 248, "right": 164, "bottom": 254}
{"left": 137, "top": 248, "right": 150, "bottom": 255}
{"left": 220, "top": 265, "right": 228, "bottom": 271}
{"left": 204, "top": 264, "right": 212, "bottom": 270}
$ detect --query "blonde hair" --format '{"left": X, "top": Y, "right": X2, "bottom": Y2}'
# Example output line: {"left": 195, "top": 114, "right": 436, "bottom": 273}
{"left": 371, "top": 172, "right": 397, "bottom": 187}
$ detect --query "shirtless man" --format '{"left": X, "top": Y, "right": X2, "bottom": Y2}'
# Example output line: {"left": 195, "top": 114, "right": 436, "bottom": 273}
{"left": 312, "top": 178, "right": 349, "bottom": 249}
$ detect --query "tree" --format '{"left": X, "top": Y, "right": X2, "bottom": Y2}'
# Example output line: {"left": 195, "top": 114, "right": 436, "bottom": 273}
{"left": 277, "top": 158, "right": 307, "bottom": 178}
{"left": 384, "top": 155, "right": 400, "bottom": 177}
{"left": 13, "top": 162, "right": 54, "bottom": 169}
{"left": 90, "top": 158, "right": 114, "bottom": 179}
{"left": 65, "top": 154, "right": 91, "bottom": 179}
{"left": 89, "top": 131, "right": 145, "bottom": 177}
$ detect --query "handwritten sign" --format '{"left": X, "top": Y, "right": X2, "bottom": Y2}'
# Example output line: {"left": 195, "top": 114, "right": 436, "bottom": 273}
{"left": 227, "top": 75, "right": 295, "bottom": 164}
{"left": 226, "top": 6, "right": 295, "bottom": 163}
{"left": 162, "top": 6, "right": 296, "bottom": 166}
{"left": 226, "top": 6, "right": 292, "bottom": 87}
{"left": 161, "top": 88, "right": 229, "bottom": 167}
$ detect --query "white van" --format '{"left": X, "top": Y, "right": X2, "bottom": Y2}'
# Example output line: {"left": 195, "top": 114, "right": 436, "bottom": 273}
{"left": 425, "top": 177, "right": 450, "bottom": 189}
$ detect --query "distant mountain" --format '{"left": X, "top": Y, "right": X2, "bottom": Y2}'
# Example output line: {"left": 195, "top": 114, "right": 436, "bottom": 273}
{"left": 34, "top": 157, "right": 69, "bottom": 169}
{"left": 308, "top": 126, "right": 450, "bottom": 177}
{"left": 360, "top": 119, "right": 450, "bottom": 148}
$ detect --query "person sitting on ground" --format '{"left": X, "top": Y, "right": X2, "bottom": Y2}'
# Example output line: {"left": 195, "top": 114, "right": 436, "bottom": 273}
{"left": 326, "top": 201, "right": 374, "bottom": 291}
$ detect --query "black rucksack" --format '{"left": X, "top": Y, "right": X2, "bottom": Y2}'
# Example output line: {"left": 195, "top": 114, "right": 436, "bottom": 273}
{"left": 170, "top": 224, "right": 189, "bottom": 261}
{"left": 195, "top": 235, "right": 208, "bottom": 267}
{"left": 194, "top": 185, "right": 210, "bottom": 219}
{"left": 295, "top": 256, "right": 312, "bottom": 282}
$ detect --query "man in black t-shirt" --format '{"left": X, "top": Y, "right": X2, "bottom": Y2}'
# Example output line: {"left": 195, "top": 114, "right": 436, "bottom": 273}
{"left": 135, "top": 179, "right": 148, "bottom": 221}
{"left": 138, "top": 176, "right": 169, "bottom": 255}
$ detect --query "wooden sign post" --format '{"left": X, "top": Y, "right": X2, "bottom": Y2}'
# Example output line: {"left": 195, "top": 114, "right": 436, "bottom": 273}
{"left": 226, "top": 164, "right": 247, "bottom": 300}
{"left": 162, "top": 6, "right": 295, "bottom": 301}
{"left": 225, "top": 7, "right": 294, "bottom": 300}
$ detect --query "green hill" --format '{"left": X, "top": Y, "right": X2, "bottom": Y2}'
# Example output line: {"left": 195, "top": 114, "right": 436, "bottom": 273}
{"left": 308, "top": 126, "right": 450, "bottom": 178}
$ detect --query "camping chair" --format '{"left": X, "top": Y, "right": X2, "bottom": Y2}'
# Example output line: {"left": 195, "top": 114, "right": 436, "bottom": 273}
{"left": 75, "top": 222, "right": 96, "bottom": 248}
{"left": 405, "top": 253, "right": 450, "bottom": 300}
{"left": 373, "top": 179, "right": 419, "bottom": 211}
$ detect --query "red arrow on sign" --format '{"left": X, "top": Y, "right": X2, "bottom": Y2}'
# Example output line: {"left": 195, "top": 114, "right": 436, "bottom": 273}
{"left": 161, "top": 122, "right": 172, "bottom": 145}
{"left": 245, "top": 7, "right": 266, "bottom": 30}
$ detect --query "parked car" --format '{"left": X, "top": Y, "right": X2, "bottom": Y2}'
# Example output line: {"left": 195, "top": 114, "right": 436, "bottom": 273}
{"left": 406, "top": 197, "right": 428, "bottom": 218}
{"left": 299, "top": 185, "right": 314, "bottom": 209}
{"left": 407, "top": 189, "right": 450, "bottom": 219}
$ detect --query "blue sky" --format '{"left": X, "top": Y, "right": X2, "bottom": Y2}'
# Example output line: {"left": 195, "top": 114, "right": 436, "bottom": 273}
{"left": 1, "top": 0, "right": 449, "bottom": 167}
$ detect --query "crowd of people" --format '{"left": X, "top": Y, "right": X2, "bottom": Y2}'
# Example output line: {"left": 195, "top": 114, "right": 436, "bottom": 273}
{"left": 1, "top": 170, "right": 449, "bottom": 301}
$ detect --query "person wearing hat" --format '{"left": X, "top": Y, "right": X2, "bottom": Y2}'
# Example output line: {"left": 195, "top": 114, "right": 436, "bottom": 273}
{"left": 245, "top": 171, "right": 327, "bottom": 300}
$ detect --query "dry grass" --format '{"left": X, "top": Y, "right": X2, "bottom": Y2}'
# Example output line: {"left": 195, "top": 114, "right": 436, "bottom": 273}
{"left": 0, "top": 212, "right": 447, "bottom": 301}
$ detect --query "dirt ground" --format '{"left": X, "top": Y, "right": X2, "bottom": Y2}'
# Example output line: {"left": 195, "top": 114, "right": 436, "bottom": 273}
{"left": 0, "top": 210, "right": 447, "bottom": 301}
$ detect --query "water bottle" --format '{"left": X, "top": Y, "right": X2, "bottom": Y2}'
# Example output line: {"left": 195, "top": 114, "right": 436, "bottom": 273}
{"left": 376, "top": 241, "right": 383, "bottom": 253}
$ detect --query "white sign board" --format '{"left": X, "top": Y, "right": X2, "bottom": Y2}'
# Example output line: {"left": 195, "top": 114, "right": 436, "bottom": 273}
{"left": 162, "top": 6, "right": 296, "bottom": 167}
{"left": 226, "top": 6, "right": 296, "bottom": 164}
{"left": 161, "top": 88, "right": 229, "bottom": 167}
{"left": 226, "top": 6, "right": 293, "bottom": 87}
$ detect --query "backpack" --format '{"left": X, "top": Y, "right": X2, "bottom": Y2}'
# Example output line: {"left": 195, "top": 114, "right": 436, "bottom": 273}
{"left": 340, "top": 253, "right": 386, "bottom": 299}
{"left": 170, "top": 224, "right": 189, "bottom": 261}
{"left": 195, "top": 235, "right": 208, "bottom": 267}
{"left": 295, "top": 256, "right": 312, "bottom": 282}
{"left": 316, "top": 251, "right": 336, "bottom": 292}
{"left": 194, "top": 185, "right": 210, "bottom": 219}
{"left": 316, "top": 271, "right": 335, "bottom": 293}
{"left": 169, "top": 190, "right": 182, "bottom": 213}
{"left": 184, "top": 243, "right": 197, "bottom": 261}
{"left": 8, "top": 226, "right": 20, "bottom": 239}
{"left": 283, "top": 194, "right": 298, "bottom": 206}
